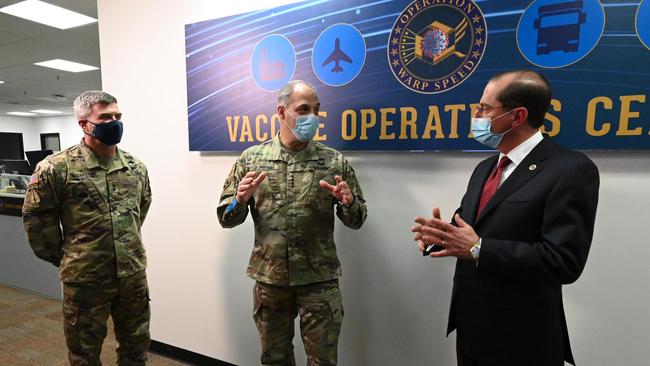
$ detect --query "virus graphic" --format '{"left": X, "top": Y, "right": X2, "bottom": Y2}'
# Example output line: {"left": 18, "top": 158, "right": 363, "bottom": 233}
{"left": 421, "top": 27, "right": 450, "bottom": 59}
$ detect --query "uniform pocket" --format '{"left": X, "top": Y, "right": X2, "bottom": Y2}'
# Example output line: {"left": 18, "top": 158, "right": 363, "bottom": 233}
{"left": 328, "top": 298, "right": 344, "bottom": 319}
{"left": 265, "top": 175, "right": 286, "bottom": 207}
{"left": 253, "top": 283, "right": 263, "bottom": 318}
{"left": 296, "top": 168, "right": 334, "bottom": 208}
{"left": 67, "top": 178, "right": 103, "bottom": 206}
{"left": 63, "top": 302, "right": 79, "bottom": 326}
{"left": 111, "top": 174, "right": 142, "bottom": 213}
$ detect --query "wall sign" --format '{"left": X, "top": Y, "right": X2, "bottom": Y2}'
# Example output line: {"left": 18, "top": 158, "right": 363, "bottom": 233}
{"left": 185, "top": 0, "right": 650, "bottom": 151}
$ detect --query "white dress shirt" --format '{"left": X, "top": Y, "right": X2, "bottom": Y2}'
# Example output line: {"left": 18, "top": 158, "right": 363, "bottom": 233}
{"left": 498, "top": 130, "right": 544, "bottom": 187}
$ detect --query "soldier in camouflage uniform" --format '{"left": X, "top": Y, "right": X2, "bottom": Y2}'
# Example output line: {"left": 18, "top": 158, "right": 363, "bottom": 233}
{"left": 218, "top": 80, "right": 367, "bottom": 365}
{"left": 22, "top": 91, "right": 152, "bottom": 366}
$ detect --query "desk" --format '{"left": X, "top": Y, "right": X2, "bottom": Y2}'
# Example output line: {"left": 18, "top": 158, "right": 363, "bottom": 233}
{"left": 0, "top": 192, "right": 61, "bottom": 299}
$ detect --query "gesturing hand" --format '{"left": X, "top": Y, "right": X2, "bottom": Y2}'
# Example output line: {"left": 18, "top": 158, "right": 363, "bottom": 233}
{"left": 412, "top": 208, "right": 480, "bottom": 259}
{"left": 236, "top": 171, "right": 267, "bottom": 204}
{"left": 412, "top": 207, "right": 444, "bottom": 254}
{"left": 319, "top": 175, "right": 354, "bottom": 206}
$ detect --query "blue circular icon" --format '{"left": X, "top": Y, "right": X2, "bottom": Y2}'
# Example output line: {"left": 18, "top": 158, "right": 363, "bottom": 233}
{"left": 251, "top": 35, "right": 296, "bottom": 91}
{"left": 517, "top": 0, "right": 605, "bottom": 68}
{"left": 312, "top": 24, "right": 366, "bottom": 86}
{"left": 637, "top": 0, "right": 650, "bottom": 50}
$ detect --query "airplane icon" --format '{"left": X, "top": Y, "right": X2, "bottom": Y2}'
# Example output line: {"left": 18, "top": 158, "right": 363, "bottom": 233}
{"left": 322, "top": 38, "right": 352, "bottom": 73}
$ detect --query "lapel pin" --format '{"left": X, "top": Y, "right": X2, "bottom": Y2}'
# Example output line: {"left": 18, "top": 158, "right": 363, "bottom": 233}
{"left": 529, "top": 164, "right": 537, "bottom": 171}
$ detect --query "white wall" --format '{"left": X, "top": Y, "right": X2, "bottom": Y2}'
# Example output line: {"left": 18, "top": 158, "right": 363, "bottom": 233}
{"left": 0, "top": 114, "right": 80, "bottom": 158}
{"left": 34, "top": 115, "right": 81, "bottom": 151}
{"left": 97, "top": 1, "right": 650, "bottom": 365}
{"left": 0, "top": 116, "right": 40, "bottom": 155}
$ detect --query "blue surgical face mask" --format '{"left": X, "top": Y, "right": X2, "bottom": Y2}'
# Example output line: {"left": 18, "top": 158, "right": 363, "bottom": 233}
{"left": 85, "top": 119, "right": 124, "bottom": 145}
{"left": 471, "top": 110, "right": 514, "bottom": 149}
{"left": 285, "top": 110, "right": 319, "bottom": 142}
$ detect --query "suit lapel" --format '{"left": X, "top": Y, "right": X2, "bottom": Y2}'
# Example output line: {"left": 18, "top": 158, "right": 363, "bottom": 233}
{"left": 474, "top": 138, "right": 555, "bottom": 226}
{"left": 466, "top": 155, "right": 498, "bottom": 225}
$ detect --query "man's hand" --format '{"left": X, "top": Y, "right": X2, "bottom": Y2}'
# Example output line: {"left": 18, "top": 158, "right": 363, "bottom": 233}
{"left": 412, "top": 208, "right": 480, "bottom": 260}
{"left": 412, "top": 207, "right": 443, "bottom": 254}
{"left": 236, "top": 171, "right": 267, "bottom": 204}
{"left": 319, "top": 175, "right": 354, "bottom": 206}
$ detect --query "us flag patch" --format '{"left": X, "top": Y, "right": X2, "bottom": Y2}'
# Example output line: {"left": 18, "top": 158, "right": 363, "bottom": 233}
{"left": 29, "top": 174, "right": 39, "bottom": 186}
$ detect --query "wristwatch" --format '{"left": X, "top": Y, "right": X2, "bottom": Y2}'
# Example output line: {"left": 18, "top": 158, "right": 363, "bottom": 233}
{"left": 470, "top": 238, "right": 482, "bottom": 260}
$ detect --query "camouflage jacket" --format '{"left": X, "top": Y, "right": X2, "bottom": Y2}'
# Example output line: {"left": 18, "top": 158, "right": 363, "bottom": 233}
{"left": 22, "top": 140, "right": 152, "bottom": 283}
{"left": 218, "top": 134, "right": 367, "bottom": 286}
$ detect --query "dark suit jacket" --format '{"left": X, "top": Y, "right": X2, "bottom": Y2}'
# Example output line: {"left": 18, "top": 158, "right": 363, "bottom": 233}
{"left": 448, "top": 137, "right": 599, "bottom": 366}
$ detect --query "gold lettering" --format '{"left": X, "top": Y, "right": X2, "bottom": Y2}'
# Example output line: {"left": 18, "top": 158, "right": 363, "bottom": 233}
{"left": 586, "top": 96, "right": 612, "bottom": 136}
{"left": 255, "top": 114, "right": 268, "bottom": 141}
{"left": 422, "top": 106, "right": 444, "bottom": 139}
{"left": 314, "top": 111, "right": 328, "bottom": 141}
{"left": 445, "top": 104, "right": 465, "bottom": 139}
{"left": 270, "top": 113, "right": 280, "bottom": 137}
{"left": 380, "top": 108, "right": 397, "bottom": 140}
{"left": 226, "top": 115, "right": 239, "bottom": 142}
{"left": 341, "top": 110, "right": 357, "bottom": 141}
{"left": 467, "top": 103, "right": 480, "bottom": 138}
{"left": 360, "top": 109, "right": 377, "bottom": 140}
{"left": 616, "top": 95, "right": 645, "bottom": 136}
{"left": 541, "top": 99, "right": 561, "bottom": 137}
{"left": 464, "top": 0, "right": 474, "bottom": 14}
{"left": 400, "top": 107, "right": 418, "bottom": 139}
{"left": 407, "top": 6, "right": 415, "bottom": 16}
{"left": 239, "top": 115, "right": 253, "bottom": 142}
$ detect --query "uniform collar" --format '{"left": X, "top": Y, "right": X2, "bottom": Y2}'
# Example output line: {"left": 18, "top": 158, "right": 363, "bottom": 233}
{"left": 78, "top": 139, "right": 128, "bottom": 172}
{"left": 270, "top": 133, "right": 319, "bottom": 162}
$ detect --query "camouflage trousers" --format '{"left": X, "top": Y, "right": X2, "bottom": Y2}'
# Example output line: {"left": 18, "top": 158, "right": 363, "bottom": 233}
{"left": 62, "top": 270, "right": 150, "bottom": 366}
{"left": 253, "top": 279, "right": 343, "bottom": 366}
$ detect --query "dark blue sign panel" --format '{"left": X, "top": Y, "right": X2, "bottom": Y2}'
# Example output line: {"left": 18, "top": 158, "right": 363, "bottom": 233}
{"left": 185, "top": 0, "right": 650, "bottom": 151}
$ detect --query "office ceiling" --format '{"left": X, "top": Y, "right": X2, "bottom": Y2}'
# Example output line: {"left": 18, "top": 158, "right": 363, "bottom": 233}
{"left": 0, "top": 0, "right": 100, "bottom": 117}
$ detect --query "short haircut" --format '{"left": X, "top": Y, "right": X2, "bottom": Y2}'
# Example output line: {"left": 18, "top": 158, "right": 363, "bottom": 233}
{"left": 277, "top": 80, "right": 316, "bottom": 106}
{"left": 73, "top": 91, "right": 118, "bottom": 120}
{"left": 491, "top": 70, "right": 551, "bottom": 129}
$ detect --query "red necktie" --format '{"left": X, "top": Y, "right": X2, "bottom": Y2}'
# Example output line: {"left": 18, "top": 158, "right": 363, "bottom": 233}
{"left": 477, "top": 156, "right": 511, "bottom": 216}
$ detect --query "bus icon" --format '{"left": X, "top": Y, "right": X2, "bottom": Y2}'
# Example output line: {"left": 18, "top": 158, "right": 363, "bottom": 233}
{"left": 533, "top": 0, "right": 586, "bottom": 55}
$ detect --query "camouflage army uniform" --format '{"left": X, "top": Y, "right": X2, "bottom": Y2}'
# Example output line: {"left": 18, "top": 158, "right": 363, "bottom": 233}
{"left": 23, "top": 140, "right": 152, "bottom": 366}
{"left": 218, "top": 134, "right": 367, "bottom": 365}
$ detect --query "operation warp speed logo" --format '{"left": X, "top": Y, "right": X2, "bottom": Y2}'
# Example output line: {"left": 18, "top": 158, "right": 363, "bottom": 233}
{"left": 388, "top": 0, "right": 487, "bottom": 94}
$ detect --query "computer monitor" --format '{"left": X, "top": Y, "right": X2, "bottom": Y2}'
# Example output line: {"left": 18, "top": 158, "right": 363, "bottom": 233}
{"left": 0, "top": 159, "right": 33, "bottom": 175}
{"left": 25, "top": 150, "right": 53, "bottom": 172}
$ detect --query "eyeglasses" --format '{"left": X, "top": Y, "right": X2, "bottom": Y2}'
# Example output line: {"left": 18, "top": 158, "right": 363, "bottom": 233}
{"left": 475, "top": 104, "right": 507, "bottom": 114}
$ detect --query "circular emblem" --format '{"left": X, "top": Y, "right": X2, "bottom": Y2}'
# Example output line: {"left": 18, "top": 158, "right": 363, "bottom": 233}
{"left": 637, "top": 0, "right": 650, "bottom": 50}
{"left": 387, "top": 0, "right": 487, "bottom": 94}
{"left": 251, "top": 34, "right": 296, "bottom": 92}
{"left": 516, "top": 0, "right": 605, "bottom": 68}
{"left": 312, "top": 24, "right": 366, "bottom": 87}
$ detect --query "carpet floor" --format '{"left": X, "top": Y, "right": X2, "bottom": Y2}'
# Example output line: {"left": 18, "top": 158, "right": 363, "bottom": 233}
{"left": 0, "top": 284, "right": 186, "bottom": 365}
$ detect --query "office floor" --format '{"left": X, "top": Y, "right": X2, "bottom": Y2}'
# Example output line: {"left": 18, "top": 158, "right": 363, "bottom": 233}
{"left": 0, "top": 284, "right": 185, "bottom": 365}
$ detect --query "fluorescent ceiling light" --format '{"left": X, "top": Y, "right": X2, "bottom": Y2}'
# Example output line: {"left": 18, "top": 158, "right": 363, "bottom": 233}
{"left": 7, "top": 112, "right": 37, "bottom": 116}
{"left": 31, "top": 109, "right": 63, "bottom": 114}
{"left": 34, "top": 59, "right": 98, "bottom": 73}
{"left": 0, "top": 0, "right": 96, "bottom": 30}
{"left": 0, "top": 81, "right": 4, "bottom": 84}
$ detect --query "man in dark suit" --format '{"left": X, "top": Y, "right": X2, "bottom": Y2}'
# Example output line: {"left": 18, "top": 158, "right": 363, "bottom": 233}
{"left": 412, "top": 70, "right": 599, "bottom": 366}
